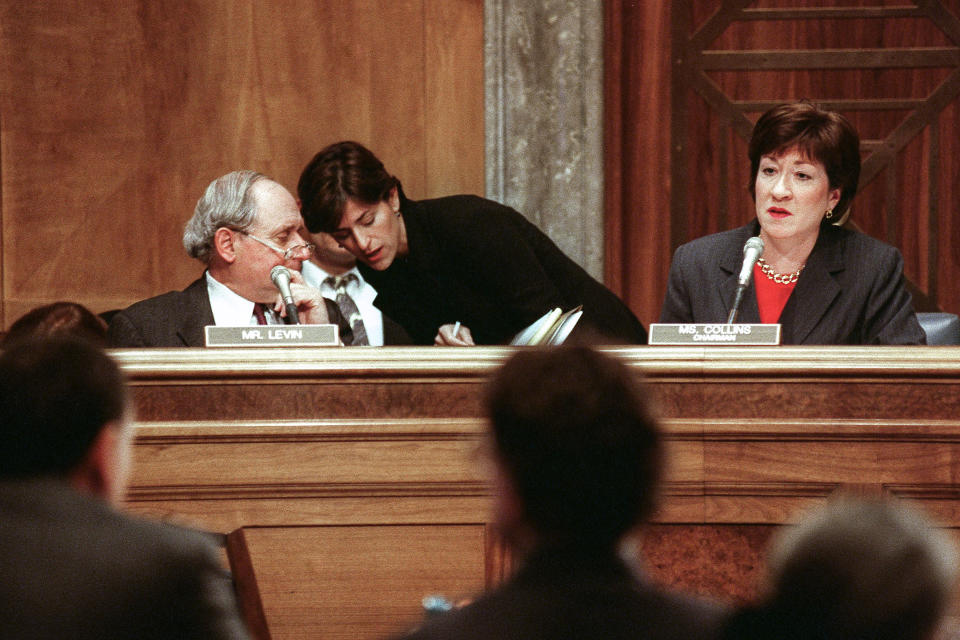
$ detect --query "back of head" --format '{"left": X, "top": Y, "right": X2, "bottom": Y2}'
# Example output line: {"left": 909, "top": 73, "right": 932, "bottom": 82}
{"left": 183, "top": 170, "right": 266, "bottom": 263}
{"left": 0, "top": 337, "right": 127, "bottom": 478}
{"left": 762, "top": 496, "right": 958, "bottom": 640}
{"left": 298, "top": 140, "right": 399, "bottom": 234}
{"left": 3, "top": 302, "right": 108, "bottom": 347}
{"left": 485, "top": 346, "right": 662, "bottom": 546}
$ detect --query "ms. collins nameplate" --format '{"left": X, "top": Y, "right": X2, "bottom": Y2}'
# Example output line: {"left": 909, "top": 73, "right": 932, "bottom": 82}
{"left": 648, "top": 323, "right": 781, "bottom": 345}
{"left": 205, "top": 325, "right": 340, "bottom": 347}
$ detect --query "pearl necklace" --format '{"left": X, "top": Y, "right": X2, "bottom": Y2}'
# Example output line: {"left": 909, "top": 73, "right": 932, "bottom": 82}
{"left": 757, "top": 257, "right": 804, "bottom": 284}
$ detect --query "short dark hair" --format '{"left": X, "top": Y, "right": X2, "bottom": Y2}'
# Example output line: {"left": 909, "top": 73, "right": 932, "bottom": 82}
{"left": 748, "top": 101, "right": 861, "bottom": 222}
{"left": 0, "top": 337, "right": 128, "bottom": 478}
{"left": 3, "top": 302, "right": 108, "bottom": 347}
{"left": 485, "top": 346, "right": 662, "bottom": 545}
{"left": 298, "top": 141, "right": 399, "bottom": 233}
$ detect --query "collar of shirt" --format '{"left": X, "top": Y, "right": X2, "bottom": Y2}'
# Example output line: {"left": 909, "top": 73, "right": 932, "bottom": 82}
{"left": 300, "top": 261, "right": 385, "bottom": 345}
{"left": 205, "top": 271, "right": 280, "bottom": 325}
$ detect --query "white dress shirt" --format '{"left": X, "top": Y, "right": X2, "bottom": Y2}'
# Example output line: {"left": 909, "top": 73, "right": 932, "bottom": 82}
{"left": 205, "top": 271, "right": 282, "bottom": 326}
{"left": 301, "top": 261, "right": 385, "bottom": 345}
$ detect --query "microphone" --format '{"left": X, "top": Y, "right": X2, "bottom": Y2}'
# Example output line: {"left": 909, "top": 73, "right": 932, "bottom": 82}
{"left": 727, "top": 236, "right": 764, "bottom": 324}
{"left": 270, "top": 265, "right": 300, "bottom": 325}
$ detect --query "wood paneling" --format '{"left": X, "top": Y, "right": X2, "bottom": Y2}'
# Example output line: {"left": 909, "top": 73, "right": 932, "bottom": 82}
{"left": 0, "top": 1, "right": 484, "bottom": 327}
{"left": 604, "top": 0, "right": 673, "bottom": 325}
{"left": 238, "top": 525, "right": 486, "bottom": 640}
{"left": 118, "top": 346, "right": 960, "bottom": 636}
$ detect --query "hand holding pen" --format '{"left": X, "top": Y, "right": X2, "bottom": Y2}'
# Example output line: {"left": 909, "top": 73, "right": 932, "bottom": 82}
{"left": 434, "top": 321, "right": 475, "bottom": 346}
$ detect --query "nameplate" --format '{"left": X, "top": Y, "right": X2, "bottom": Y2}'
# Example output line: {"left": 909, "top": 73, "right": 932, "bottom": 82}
{"left": 648, "top": 323, "right": 781, "bottom": 345}
{"left": 204, "top": 325, "right": 339, "bottom": 347}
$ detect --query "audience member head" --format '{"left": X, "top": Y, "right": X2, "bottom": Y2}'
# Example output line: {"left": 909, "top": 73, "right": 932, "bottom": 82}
{"left": 298, "top": 140, "right": 400, "bottom": 235}
{"left": 3, "top": 301, "right": 108, "bottom": 346}
{"left": 0, "top": 337, "right": 132, "bottom": 505}
{"left": 182, "top": 170, "right": 315, "bottom": 303}
{"left": 731, "top": 496, "right": 958, "bottom": 640}
{"left": 484, "top": 346, "right": 662, "bottom": 550}
{"left": 748, "top": 100, "right": 861, "bottom": 223}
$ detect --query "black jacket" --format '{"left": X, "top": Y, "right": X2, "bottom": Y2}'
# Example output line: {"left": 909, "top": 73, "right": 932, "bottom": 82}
{"left": 361, "top": 194, "right": 647, "bottom": 345}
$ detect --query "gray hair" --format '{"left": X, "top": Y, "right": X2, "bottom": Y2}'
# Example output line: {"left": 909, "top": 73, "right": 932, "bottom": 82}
{"left": 182, "top": 170, "right": 267, "bottom": 263}
{"left": 765, "top": 496, "right": 958, "bottom": 640}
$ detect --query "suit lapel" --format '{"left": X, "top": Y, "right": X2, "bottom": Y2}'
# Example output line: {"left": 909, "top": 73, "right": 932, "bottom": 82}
{"left": 175, "top": 277, "right": 215, "bottom": 347}
{"left": 779, "top": 228, "right": 843, "bottom": 344}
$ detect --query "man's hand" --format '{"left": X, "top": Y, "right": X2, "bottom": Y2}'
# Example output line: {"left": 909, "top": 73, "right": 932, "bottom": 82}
{"left": 273, "top": 270, "right": 330, "bottom": 324}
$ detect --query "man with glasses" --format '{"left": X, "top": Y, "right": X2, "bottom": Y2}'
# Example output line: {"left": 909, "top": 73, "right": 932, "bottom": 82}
{"left": 108, "top": 171, "right": 348, "bottom": 347}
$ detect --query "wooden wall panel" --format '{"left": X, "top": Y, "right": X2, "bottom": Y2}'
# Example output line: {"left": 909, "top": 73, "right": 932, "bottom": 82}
{"left": 604, "top": 0, "right": 673, "bottom": 325}
{"left": 239, "top": 525, "right": 487, "bottom": 640}
{"left": 0, "top": 1, "right": 484, "bottom": 327}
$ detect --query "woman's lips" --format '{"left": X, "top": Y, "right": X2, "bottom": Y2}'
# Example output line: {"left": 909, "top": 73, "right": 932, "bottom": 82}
{"left": 767, "top": 207, "right": 791, "bottom": 218}
{"left": 365, "top": 248, "right": 383, "bottom": 262}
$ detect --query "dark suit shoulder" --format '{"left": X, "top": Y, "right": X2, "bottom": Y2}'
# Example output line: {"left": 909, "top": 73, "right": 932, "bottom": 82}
{"left": 395, "top": 555, "right": 727, "bottom": 640}
{"left": 107, "top": 277, "right": 211, "bottom": 347}
{"left": 0, "top": 480, "right": 248, "bottom": 640}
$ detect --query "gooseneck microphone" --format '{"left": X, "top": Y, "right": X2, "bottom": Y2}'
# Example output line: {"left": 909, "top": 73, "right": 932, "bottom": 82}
{"left": 270, "top": 265, "right": 300, "bottom": 325}
{"left": 726, "top": 236, "right": 764, "bottom": 324}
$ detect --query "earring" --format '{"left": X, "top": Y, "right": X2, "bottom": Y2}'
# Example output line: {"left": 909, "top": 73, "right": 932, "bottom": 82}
{"left": 395, "top": 210, "right": 401, "bottom": 217}
{"left": 825, "top": 208, "right": 833, "bottom": 219}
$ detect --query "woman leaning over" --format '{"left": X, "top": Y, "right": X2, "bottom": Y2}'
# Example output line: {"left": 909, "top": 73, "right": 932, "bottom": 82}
{"left": 659, "top": 101, "right": 925, "bottom": 344}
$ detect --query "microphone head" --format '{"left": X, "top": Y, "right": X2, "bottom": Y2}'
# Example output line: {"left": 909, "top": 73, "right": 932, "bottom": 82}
{"left": 743, "top": 235, "right": 764, "bottom": 257}
{"left": 737, "top": 236, "right": 765, "bottom": 288}
{"left": 270, "top": 265, "right": 291, "bottom": 288}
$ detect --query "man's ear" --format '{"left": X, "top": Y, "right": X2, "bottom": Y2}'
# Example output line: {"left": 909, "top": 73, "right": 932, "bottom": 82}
{"left": 214, "top": 227, "right": 238, "bottom": 264}
{"left": 68, "top": 423, "right": 119, "bottom": 502}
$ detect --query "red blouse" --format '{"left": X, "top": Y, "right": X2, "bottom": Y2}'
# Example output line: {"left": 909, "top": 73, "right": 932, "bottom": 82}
{"left": 753, "top": 263, "right": 797, "bottom": 323}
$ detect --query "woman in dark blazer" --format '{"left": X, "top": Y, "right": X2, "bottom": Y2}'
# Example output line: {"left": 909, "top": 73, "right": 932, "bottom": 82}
{"left": 660, "top": 101, "right": 925, "bottom": 344}
{"left": 296, "top": 141, "right": 647, "bottom": 346}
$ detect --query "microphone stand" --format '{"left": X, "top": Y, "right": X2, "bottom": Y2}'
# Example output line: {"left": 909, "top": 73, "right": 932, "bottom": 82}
{"left": 727, "top": 286, "right": 746, "bottom": 324}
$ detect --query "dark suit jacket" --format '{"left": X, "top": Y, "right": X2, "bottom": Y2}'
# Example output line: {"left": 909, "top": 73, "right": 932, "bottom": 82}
{"left": 395, "top": 543, "right": 727, "bottom": 640}
{"left": 382, "top": 315, "right": 414, "bottom": 345}
{"left": 0, "top": 478, "right": 249, "bottom": 640}
{"left": 107, "top": 275, "right": 350, "bottom": 347}
{"left": 659, "top": 222, "right": 926, "bottom": 345}
{"left": 360, "top": 195, "right": 647, "bottom": 345}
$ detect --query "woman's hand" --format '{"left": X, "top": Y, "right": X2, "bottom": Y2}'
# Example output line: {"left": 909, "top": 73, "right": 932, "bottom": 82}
{"left": 435, "top": 323, "right": 475, "bottom": 346}
{"left": 273, "top": 270, "right": 330, "bottom": 325}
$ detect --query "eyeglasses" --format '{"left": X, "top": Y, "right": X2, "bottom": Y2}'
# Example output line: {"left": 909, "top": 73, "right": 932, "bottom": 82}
{"left": 238, "top": 230, "right": 316, "bottom": 260}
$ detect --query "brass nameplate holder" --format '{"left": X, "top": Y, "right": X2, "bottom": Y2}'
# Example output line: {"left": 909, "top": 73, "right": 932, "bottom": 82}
{"left": 648, "top": 323, "right": 781, "bottom": 345}
{"left": 205, "top": 325, "right": 339, "bottom": 347}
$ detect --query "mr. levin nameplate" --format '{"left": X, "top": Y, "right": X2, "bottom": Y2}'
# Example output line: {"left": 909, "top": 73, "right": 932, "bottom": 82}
{"left": 648, "top": 323, "right": 781, "bottom": 345}
{"left": 205, "top": 324, "right": 339, "bottom": 347}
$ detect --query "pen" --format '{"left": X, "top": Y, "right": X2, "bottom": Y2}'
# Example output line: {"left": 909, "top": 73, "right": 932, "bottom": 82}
{"left": 452, "top": 321, "right": 461, "bottom": 339}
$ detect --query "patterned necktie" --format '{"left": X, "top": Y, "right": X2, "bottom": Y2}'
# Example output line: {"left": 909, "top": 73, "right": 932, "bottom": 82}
{"left": 326, "top": 274, "right": 369, "bottom": 346}
{"left": 252, "top": 302, "right": 268, "bottom": 325}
